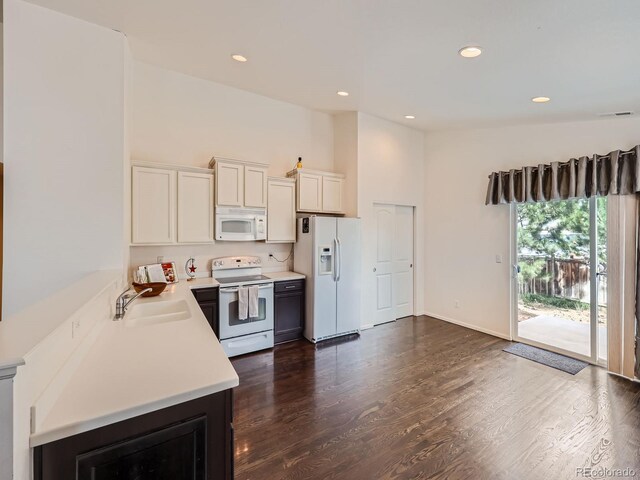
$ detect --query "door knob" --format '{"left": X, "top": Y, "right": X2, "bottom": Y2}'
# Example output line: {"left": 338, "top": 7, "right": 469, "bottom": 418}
{"left": 373, "top": 267, "right": 377, "bottom": 272}
{"left": 410, "top": 264, "right": 413, "bottom": 268}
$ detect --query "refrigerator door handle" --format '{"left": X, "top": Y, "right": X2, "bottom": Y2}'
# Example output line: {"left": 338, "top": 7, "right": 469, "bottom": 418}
{"left": 331, "top": 238, "right": 338, "bottom": 282}
{"left": 336, "top": 237, "right": 342, "bottom": 282}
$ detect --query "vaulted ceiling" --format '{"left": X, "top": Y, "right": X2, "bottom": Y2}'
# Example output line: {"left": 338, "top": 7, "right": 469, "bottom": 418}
{"left": 26, "top": 0, "right": 640, "bottom": 130}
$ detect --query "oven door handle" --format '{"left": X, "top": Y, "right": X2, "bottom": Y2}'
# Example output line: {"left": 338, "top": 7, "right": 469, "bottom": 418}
{"left": 219, "top": 284, "right": 273, "bottom": 293}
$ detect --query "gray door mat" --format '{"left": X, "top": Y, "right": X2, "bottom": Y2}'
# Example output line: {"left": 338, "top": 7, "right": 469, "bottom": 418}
{"left": 503, "top": 342, "right": 589, "bottom": 375}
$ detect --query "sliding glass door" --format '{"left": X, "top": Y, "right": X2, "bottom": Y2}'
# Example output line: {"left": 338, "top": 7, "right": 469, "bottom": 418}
{"left": 512, "top": 197, "right": 607, "bottom": 364}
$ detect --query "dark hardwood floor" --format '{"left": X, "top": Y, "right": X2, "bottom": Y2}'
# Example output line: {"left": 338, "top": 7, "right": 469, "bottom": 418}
{"left": 231, "top": 316, "right": 640, "bottom": 480}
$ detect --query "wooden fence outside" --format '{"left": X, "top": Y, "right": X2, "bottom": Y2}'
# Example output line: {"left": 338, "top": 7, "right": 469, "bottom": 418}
{"left": 518, "top": 255, "right": 607, "bottom": 306}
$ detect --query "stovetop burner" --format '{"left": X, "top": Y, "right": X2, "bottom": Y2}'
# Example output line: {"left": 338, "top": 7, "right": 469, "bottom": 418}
{"left": 215, "top": 275, "right": 271, "bottom": 285}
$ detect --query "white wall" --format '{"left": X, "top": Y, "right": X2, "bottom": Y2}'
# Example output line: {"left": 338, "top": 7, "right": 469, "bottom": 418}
{"left": 333, "top": 112, "right": 358, "bottom": 217}
{"left": 3, "top": 0, "right": 128, "bottom": 317}
{"left": 0, "top": 370, "right": 14, "bottom": 480}
{"left": 423, "top": 116, "right": 640, "bottom": 339}
{"left": 356, "top": 113, "right": 426, "bottom": 326}
{"left": 0, "top": 22, "right": 4, "bottom": 160}
{"left": 129, "top": 62, "right": 335, "bottom": 272}
{"left": 132, "top": 62, "right": 334, "bottom": 173}
{"left": 122, "top": 38, "right": 133, "bottom": 276}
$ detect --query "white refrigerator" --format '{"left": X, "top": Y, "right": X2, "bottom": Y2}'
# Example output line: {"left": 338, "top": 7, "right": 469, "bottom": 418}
{"left": 294, "top": 216, "right": 361, "bottom": 342}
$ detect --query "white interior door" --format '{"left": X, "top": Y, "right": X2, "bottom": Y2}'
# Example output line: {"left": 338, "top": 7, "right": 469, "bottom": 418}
{"left": 374, "top": 205, "right": 394, "bottom": 325}
{"left": 393, "top": 206, "right": 414, "bottom": 318}
{"left": 374, "top": 204, "right": 415, "bottom": 325}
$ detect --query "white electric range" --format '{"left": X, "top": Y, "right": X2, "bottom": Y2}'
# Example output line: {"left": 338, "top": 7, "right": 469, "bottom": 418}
{"left": 212, "top": 256, "right": 274, "bottom": 357}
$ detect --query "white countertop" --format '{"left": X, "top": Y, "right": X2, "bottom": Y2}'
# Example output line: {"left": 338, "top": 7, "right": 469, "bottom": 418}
{"left": 30, "top": 281, "right": 238, "bottom": 447}
{"left": 265, "top": 271, "right": 305, "bottom": 282}
{"left": 186, "top": 271, "right": 304, "bottom": 285}
{"left": 184, "top": 277, "right": 220, "bottom": 289}
{"left": 0, "top": 270, "right": 122, "bottom": 371}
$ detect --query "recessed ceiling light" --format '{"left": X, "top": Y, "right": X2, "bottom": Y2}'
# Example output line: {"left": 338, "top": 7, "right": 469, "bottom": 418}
{"left": 337, "top": 91, "right": 349, "bottom": 97}
{"left": 531, "top": 96, "right": 551, "bottom": 103}
{"left": 459, "top": 46, "right": 482, "bottom": 58}
{"left": 231, "top": 54, "right": 248, "bottom": 63}
{"left": 404, "top": 115, "right": 416, "bottom": 119}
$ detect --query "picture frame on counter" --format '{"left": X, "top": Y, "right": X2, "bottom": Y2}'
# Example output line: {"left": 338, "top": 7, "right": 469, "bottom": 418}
{"left": 161, "top": 262, "right": 179, "bottom": 283}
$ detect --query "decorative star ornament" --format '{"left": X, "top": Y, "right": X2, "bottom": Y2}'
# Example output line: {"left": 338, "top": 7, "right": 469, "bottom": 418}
{"left": 185, "top": 257, "right": 197, "bottom": 281}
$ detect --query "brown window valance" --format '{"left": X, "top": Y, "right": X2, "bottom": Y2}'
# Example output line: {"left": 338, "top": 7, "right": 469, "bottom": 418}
{"left": 485, "top": 145, "right": 640, "bottom": 205}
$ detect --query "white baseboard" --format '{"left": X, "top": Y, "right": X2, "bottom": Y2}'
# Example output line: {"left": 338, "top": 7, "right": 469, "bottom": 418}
{"left": 608, "top": 370, "right": 640, "bottom": 384}
{"left": 422, "top": 311, "right": 512, "bottom": 341}
{"left": 360, "top": 323, "right": 375, "bottom": 330}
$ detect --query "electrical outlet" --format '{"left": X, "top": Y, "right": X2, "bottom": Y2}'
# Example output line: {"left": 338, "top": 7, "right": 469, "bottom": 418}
{"left": 454, "top": 300, "right": 460, "bottom": 308}
{"left": 268, "top": 254, "right": 274, "bottom": 261}
{"left": 157, "top": 256, "right": 164, "bottom": 264}
{"left": 71, "top": 319, "right": 81, "bottom": 338}
{"left": 495, "top": 254, "right": 503, "bottom": 263}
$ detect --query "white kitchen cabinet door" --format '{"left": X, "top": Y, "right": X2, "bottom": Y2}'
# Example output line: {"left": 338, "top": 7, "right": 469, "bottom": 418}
{"left": 177, "top": 171, "right": 214, "bottom": 243}
{"left": 132, "top": 166, "right": 176, "bottom": 244}
{"left": 322, "top": 176, "right": 344, "bottom": 213}
{"left": 267, "top": 179, "right": 296, "bottom": 242}
{"left": 297, "top": 172, "right": 322, "bottom": 212}
{"left": 244, "top": 166, "right": 268, "bottom": 208}
{"left": 216, "top": 162, "right": 244, "bottom": 206}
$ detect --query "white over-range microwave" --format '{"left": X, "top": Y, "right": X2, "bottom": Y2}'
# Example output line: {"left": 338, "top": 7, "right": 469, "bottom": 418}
{"left": 215, "top": 207, "right": 267, "bottom": 241}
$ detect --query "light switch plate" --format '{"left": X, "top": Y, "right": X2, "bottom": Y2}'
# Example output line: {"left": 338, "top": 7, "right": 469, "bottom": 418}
{"left": 495, "top": 254, "right": 503, "bottom": 263}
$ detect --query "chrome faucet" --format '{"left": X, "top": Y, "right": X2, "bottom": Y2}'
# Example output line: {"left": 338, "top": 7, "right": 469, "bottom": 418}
{"left": 114, "top": 287, "right": 152, "bottom": 320}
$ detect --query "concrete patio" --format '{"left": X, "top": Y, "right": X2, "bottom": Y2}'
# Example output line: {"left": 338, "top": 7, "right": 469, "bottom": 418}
{"left": 518, "top": 315, "right": 607, "bottom": 361}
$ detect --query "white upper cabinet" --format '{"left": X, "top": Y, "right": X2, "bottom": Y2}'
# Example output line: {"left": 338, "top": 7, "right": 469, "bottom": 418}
{"left": 287, "top": 169, "right": 345, "bottom": 214}
{"left": 177, "top": 171, "right": 214, "bottom": 243}
{"left": 322, "top": 176, "right": 344, "bottom": 213}
{"left": 132, "top": 163, "right": 214, "bottom": 245}
{"left": 297, "top": 172, "right": 322, "bottom": 212}
{"left": 244, "top": 166, "right": 268, "bottom": 208}
{"left": 216, "top": 162, "right": 244, "bottom": 207}
{"left": 214, "top": 159, "right": 268, "bottom": 208}
{"left": 132, "top": 166, "right": 176, "bottom": 244}
{"left": 267, "top": 177, "right": 296, "bottom": 243}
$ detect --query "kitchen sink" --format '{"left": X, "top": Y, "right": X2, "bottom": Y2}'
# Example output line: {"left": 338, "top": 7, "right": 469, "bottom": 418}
{"left": 125, "top": 299, "right": 190, "bottom": 327}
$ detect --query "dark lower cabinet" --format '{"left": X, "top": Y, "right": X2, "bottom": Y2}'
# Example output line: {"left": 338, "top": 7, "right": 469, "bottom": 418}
{"left": 76, "top": 416, "right": 206, "bottom": 480}
{"left": 274, "top": 279, "right": 305, "bottom": 344}
{"left": 192, "top": 287, "right": 219, "bottom": 337}
{"left": 199, "top": 302, "right": 219, "bottom": 337}
{"left": 34, "top": 390, "right": 233, "bottom": 480}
